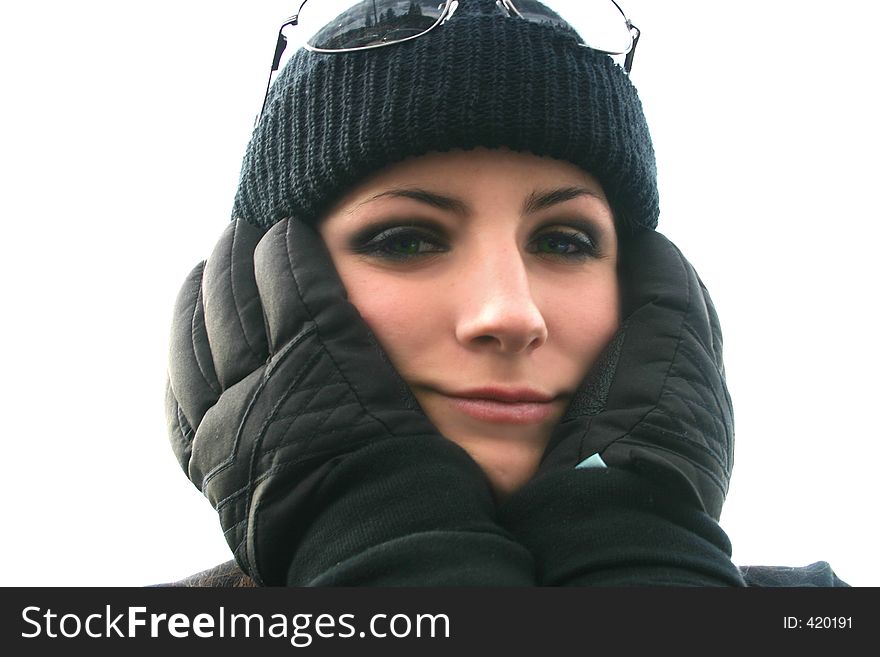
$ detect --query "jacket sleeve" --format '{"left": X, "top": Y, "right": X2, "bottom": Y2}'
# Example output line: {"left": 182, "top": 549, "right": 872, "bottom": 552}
{"left": 499, "top": 467, "right": 747, "bottom": 586}
{"left": 740, "top": 562, "right": 850, "bottom": 587}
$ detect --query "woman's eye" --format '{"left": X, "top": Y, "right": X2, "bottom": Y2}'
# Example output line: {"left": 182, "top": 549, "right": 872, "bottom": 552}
{"left": 352, "top": 226, "right": 448, "bottom": 261}
{"left": 528, "top": 229, "right": 598, "bottom": 260}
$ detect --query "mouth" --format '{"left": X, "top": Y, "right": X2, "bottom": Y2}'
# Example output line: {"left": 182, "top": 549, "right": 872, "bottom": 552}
{"left": 441, "top": 387, "right": 559, "bottom": 425}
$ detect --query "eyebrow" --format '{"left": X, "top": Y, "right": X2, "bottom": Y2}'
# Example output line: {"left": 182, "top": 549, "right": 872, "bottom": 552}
{"left": 356, "top": 189, "right": 470, "bottom": 215}
{"left": 522, "top": 186, "right": 604, "bottom": 214}
{"left": 354, "top": 185, "right": 603, "bottom": 216}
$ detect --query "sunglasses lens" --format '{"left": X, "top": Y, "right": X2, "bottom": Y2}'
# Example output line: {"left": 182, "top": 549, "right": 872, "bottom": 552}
{"left": 512, "top": 0, "right": 633, "bottom": 54}
{"left": 305, "top": 1, "right": 448, "bottom": 51}
{"left": 298, "top": 1, "right": 634, "bottom": 56}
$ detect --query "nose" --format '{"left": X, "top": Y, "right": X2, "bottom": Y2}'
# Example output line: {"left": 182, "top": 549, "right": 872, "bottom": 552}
{"left": 454, "top": 244, "right": 549, "bottom": 354}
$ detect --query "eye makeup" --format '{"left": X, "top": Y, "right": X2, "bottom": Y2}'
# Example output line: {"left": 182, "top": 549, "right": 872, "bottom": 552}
{"left": 527, "top": 219, "right": 605, "bottom": 262}
{"left": 346, "top": 219, "right": 450, "bottom": 261}
{"left": 346, "top": 216, "right": 605, "bottom": 264}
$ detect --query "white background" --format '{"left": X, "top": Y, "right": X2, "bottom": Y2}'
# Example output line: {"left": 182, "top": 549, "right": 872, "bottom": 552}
{"left": 1, "top": 1, "right": 877, "bottom": 586}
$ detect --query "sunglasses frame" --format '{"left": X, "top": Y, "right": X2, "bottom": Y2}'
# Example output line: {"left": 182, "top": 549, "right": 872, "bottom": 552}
{"left": 259, "top": 0, "right": 640, "bottom": 121}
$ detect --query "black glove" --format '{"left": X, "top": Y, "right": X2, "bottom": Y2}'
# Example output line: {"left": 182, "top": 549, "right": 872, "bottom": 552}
{"left": 497, "top": 230, "right": 743, "bottom": 586}
{"left": 166, "top": 218, "right": 534, "bottom": 586}
{"left": 540, "top": 229, "right": 734, "bottom": 519}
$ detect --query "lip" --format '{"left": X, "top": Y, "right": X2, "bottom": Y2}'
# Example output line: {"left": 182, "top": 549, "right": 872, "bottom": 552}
{"left": 442, "top": 387, "right": 558, "bottom": 425}
{"left": 450, "top": 387, "right": 556, "bottom": 403}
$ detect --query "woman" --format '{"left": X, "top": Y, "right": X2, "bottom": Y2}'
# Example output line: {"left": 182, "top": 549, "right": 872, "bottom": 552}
{"left": 164, "top": 0, "right": 846, "bottom": 586}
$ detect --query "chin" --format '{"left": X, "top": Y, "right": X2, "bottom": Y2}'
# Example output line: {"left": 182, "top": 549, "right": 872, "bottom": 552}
{"left": 441, "top": 430, "right": 547, "bottom": 501}
{"left": 484, "top": 467, "right": 536, "bottom": 502}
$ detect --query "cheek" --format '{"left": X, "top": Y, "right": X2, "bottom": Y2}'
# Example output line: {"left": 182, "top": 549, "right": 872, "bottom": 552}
{"left": 339, "top": 271, "right": 439, "bottom": 375}
{"left": 540, "top": 269, "right": 621, "bottom": 375}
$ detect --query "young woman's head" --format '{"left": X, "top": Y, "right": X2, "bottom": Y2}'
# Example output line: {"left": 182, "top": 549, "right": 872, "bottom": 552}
{"left": 232, "top": 0, "right": 657, "bottom": 496}
{"left": 318, "top": 147, "right": 620, "bottom": 496}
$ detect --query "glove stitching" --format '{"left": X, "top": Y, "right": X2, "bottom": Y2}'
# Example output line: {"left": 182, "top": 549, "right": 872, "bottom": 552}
{"left": 211, "top": 343, "right": 387, "bottom": 512}
{"left": 658, "top": 354, "right": 724, "bottom": 428}
{"left": 680, "top": 325, "right": 727, "bottom": 411}
{"left": 255, "top": 374, "right": 348, "bottom": 464}
{"left": 664, "top": 395, "right": 728, "bottom": 468}
{"left": 312, "top": 334, "right": 407, "bottom": 440}
{"left": 222, "top": 335, "right": 352, "bottom": 575}
{"left": 248, "top": 427, "right": 440, "bottom": 495}
{"left": 259, "top": 410, "right": 356, "bottom": 460}
{"left": 646, "top": 333, "right": 727, "bottom": 470}
{"left": 697, "top": 277, "right": 723, "bottom": 369}
{"left": 214, "top": 437, "right": 377, "bottom": 522}
{"left": 173, "top": 394, "right": 195, "bottom": 444}
{"left": 674, "top": 332, "right": 732, "bottom": 468}
{"left": 632, "top": 418, "right": 728, "bottom": 480}
{"left": 215, "top": 485, "right": 250, "bottom": 513}
{"left": 669, "top": 246, "right": 731, "bottom": 466}
{"left": 202, "top": 324, "right": 319, "bottom": 489}
{"left": 222, "top": 518, "right": 247, "bottom": 559}
{"left": 606, "top": 244, "right": 701, "bottom": 476}
{"left": 588, "top": 242, "right": 731, "bottom": 510}
{"left": 283, "top": 223, "right": 401, "bottom": 441}
{"left": 190, "top": 265, "right": 222, "bottom": 398}
{"left": 614, "top": 426, "right": 727, "bottom": 493}
{"left": 228, "top": 220, "right": 267, "bottom": 364}
{"left": 237, "top": 335, "right": 326, "bottom": 500}
{"left": 167, "top": 391, "right": 195, "bottom": 473}
{"left": 253, "top": 376, "right": 350, "bottom": 460}
{"left": 654, "top": 398, "right": 724, "bottom": 446}
{"left": 243, "top": 348, "right": 430, "bottom": 494}
{"left": 659, "top": 389, "right": 722, "bottom": 423}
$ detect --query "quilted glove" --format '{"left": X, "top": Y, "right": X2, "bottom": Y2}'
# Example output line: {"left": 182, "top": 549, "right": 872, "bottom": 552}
{"left": 539, "top": 229, "right": 734, "bottom": 519}
{"left": 498, "top": 230, "right": 743, "bottom": 586}
{"left": 165, "top": 218, "right": 533, "bottom": 586}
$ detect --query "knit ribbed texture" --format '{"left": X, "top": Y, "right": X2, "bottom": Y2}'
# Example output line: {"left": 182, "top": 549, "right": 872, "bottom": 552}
{"left": 233, "top": 2, "right": 658, "bottom": 236}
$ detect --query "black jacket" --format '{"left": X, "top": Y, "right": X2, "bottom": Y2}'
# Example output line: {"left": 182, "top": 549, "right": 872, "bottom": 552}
{"left": 161, "top": 560, "right": 848, "bottom": 587}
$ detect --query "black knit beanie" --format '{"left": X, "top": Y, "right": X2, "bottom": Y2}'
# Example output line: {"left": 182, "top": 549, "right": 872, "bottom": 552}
{"left": 232, "top": 0, "right": 659, "bottom": 236}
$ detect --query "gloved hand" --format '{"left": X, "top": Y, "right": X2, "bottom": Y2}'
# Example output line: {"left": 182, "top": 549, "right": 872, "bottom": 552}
{"left": 166, "top": 218, "right": 533, "bottom": 586}
{"left": 539, "top": 229, "right": 734, "bottom": 520}
{"left": 496, "top": 230, "right": 742, "bottom": 586}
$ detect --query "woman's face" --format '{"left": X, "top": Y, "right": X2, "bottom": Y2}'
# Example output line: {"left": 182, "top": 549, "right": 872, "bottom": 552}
{"left": 319, "top": 148, "right": 620, "bottom": 499}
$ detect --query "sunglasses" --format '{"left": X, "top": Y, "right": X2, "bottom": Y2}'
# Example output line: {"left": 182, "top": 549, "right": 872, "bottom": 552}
{"left": 259, "top": 0, "right": 640, "bottom": 120}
